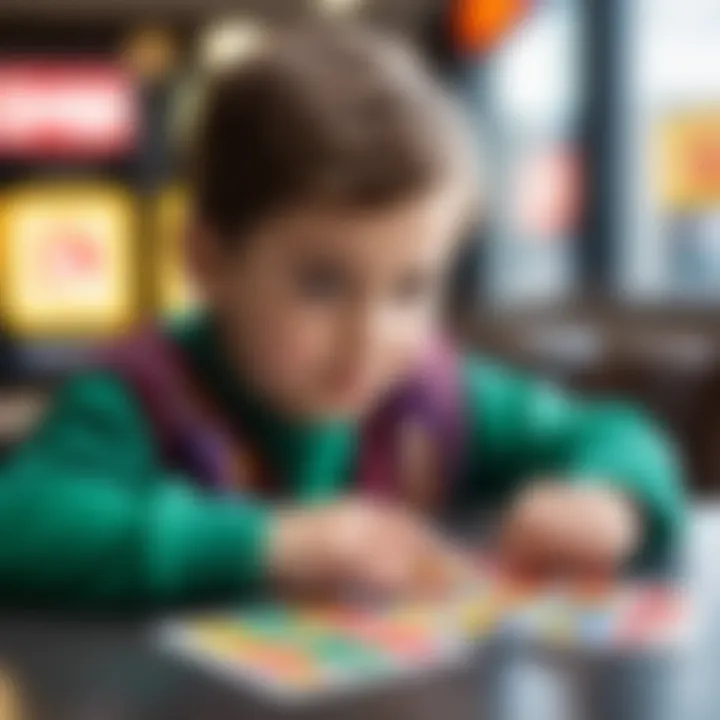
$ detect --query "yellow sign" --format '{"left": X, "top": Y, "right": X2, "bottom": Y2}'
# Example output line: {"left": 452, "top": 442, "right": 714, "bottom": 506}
{"left": 657, "top": 110, "right": 720, "bottom": 209}
{"left": 0, "top": 667, "right": 22, "bottom": 720}
{"left": 156, "top": 186, "right": 197, "bottom": 316}
{"left": 0, "top": 184, "right": 135, "bottom": 337}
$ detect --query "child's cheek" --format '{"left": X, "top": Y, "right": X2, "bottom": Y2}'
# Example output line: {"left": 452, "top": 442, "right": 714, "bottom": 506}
{"left": 275, "top": 314, "right": 330, "bottom": 380}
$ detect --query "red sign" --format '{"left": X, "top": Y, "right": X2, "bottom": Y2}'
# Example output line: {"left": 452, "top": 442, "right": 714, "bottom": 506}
{"left": 517, "top": 145, "right": 583, "bottom": 240}
{"left": 0, "top": 62, "right": 138, "bottom": 158}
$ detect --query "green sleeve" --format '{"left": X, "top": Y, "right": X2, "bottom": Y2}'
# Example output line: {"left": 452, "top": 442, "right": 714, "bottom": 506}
{"left": 0, "top": 372, "right": 271, "bottom": 608}
{"left": 461, "top": 358, "right": 686, "bottom": 566}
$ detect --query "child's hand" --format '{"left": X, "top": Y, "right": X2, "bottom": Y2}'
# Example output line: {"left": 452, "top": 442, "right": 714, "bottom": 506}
{"left": 270, "top": 500, "right": 472, "bottom": 598}
{"left": 499, "top": 482, "right": 641, "bottom": 580}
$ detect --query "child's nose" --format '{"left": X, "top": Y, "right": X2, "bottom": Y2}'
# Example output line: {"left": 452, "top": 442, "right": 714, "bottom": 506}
{"left": 344, "top": 302, "right": 400, "bottom": 355}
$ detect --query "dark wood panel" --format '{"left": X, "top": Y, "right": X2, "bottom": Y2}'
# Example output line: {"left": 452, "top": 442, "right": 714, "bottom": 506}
{"left": 0, "top": 0, "right": 440, "bottom": 30}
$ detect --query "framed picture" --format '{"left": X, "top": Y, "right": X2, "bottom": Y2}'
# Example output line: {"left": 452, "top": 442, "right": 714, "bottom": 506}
{"left": 155, "top": 186, "right": 197, "bottom": 316}
{"left": 0, "top": 184, "right": 135, "bottom": 337}
{"left": 657, "top": 109, "right": 720, "bottom": 210}
{"left": 651, "top": 110, "right": 720, "bottom": 297}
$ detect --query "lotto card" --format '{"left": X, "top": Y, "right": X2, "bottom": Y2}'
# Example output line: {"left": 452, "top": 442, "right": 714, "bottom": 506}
{"left": 159, "top": 600, "right": 471, "bottom": 702}
{"left": 158, "top": 576, "right": 688, "bottom": 702}
{"left": 499, "top": 582, "right": 688, "bottom": 653}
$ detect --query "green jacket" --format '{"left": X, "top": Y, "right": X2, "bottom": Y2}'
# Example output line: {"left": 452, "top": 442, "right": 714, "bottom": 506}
{"left": 0, "top": 316, "right": 685, "bottom": 607}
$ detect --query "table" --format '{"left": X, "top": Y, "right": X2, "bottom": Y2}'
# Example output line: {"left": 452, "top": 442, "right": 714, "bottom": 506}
{"left": 0, "top": 617, "right": 489, "bottom": 720}
{"left": 0, "top": 506, "right": 717, "bottom": 720}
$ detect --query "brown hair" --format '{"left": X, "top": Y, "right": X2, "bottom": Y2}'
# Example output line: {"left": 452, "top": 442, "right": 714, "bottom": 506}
{"left": 190, "top": 24, "right": 472, "bottom": 241}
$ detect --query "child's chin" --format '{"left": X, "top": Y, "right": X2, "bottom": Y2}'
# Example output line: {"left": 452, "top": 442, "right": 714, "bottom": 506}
{"left": 313, "top": 401, "right": 367, "bottom": 420}
{"left": 309, "top": 391, "right": 377, "bottom": 420}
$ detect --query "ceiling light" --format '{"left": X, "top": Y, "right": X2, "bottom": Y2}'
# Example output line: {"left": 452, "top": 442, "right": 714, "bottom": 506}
{"left": 315, "top": 0, "right": 364, "bottom": 17}
{"left": 199, "top": 18, "right": 266, "bottom": 71}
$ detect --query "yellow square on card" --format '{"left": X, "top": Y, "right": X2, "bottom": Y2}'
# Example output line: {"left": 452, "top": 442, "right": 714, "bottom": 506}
{"left": 0, "top": 184, "right": 135, "bottom": 337}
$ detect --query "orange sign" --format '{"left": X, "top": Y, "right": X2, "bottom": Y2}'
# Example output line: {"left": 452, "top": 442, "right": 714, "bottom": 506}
{"left": 657, "top": 110, "right": 720, "bottom": 209}
{"left": 0, "top": 185, "right": 135, "bottom": 336}
{"left": 0, "top": 667, "right": 22, "bottom": 720}
{"left": 451, "top": 0, "right": 531, "bottom": 54}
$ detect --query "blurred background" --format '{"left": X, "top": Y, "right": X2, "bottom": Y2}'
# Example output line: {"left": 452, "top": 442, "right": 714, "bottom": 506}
{"left": 0, "top": 0, "right": 720, "bottom": 495}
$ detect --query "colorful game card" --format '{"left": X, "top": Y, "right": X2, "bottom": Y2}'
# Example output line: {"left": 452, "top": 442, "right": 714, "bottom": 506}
{"left": 160, "top": 599, "right": 469, "bottom": 702}
{"left": 501, "top": 582, "right": 688, "bottom": 653}
{"left": 0, "top": 184, "right": 135, "bottom": 337}
{"left": 159, "top": 575, "right": 688, "bottom": 702}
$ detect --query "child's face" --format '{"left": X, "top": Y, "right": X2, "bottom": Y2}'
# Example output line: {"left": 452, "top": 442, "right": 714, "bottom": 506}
{"left": 194, "top": 186, "right": 466, "bottom": 418}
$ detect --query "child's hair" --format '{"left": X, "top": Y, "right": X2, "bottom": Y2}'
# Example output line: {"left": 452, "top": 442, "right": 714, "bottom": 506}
{"left": 190, "top": 23, "right": 472, "bottom": 242}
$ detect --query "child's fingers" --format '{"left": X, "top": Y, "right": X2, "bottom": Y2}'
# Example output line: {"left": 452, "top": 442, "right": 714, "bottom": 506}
{"left": 355, "top": 547, "right": 416, "bottom": 596}
{"left": 499, "top": 486, "right": 639, "bottom": 581}
{"left": 342, "top": 508, "right": 473, "bottom": 597}
{"left": 501, "top": 507, "right": 593, "bottom": 573}
{"left": 400, "top": 523, "right": 476, "bottom": 596}
{"left": 272, "top": 501, "right": 477, "bottom": 600}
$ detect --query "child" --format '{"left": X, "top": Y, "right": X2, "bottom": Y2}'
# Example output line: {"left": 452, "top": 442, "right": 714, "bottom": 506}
{"left": 0, "top": 26, "right": 683, "bottom": 607}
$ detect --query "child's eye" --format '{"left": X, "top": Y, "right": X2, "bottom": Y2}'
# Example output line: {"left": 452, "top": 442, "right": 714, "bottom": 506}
{"left": 295, "top": 263, "right": 348, "bottom": 300}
